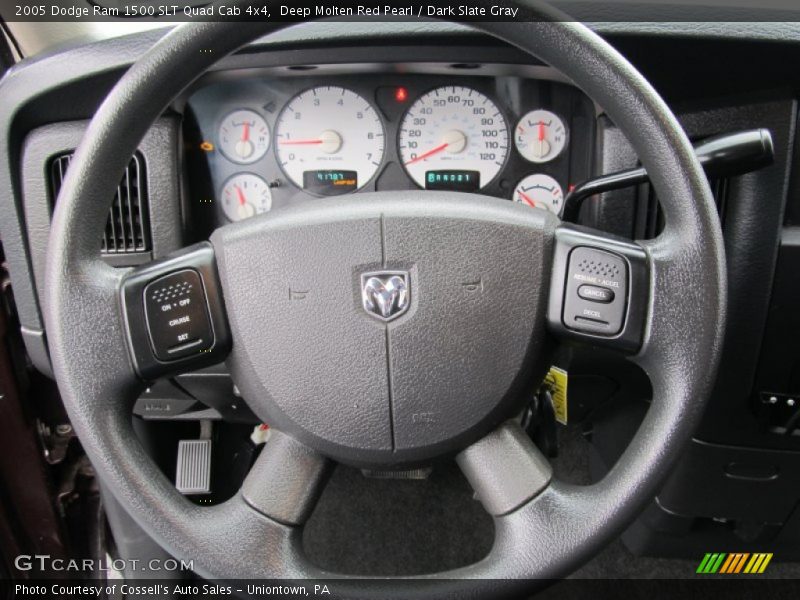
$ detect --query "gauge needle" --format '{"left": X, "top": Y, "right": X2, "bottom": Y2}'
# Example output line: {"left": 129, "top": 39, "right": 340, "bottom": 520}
{"left": 538, "top": 121, "right": 545, "bottom": 142}
{"left": 405, "top": 142, "right": 449, "bottom": 166}
{"left": 279, "top": 138, "right": 324, "bottom": 145}
{"left": 518, "top": 191, "right": 538, "bottom": 209}
{"left": 242, "top": 122, "right": 250, "bottom": 142}
{"left": 234, "top": 185, "right": 247, "bottom": 206}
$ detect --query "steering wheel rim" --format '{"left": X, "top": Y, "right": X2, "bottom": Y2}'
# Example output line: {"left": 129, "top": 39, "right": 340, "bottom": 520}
{"left": 44, "top": 2, "right": 725, "bottom": 594}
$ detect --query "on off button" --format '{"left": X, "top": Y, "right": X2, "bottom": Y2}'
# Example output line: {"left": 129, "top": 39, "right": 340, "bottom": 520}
{"left": 143, "top": 269, "right": 213, "bottom": 361}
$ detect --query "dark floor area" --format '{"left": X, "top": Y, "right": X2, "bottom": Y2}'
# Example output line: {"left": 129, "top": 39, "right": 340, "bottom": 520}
{"left": 302, "top": 423, "right": 800, "bottom": 583}
{"left": 303, "top": 461, "right": 494, "bottom": 575}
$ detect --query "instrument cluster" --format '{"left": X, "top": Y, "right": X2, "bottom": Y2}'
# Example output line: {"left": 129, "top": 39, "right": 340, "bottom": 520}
{"left": 185, "top": 72, "right": 595, "bottom": 226}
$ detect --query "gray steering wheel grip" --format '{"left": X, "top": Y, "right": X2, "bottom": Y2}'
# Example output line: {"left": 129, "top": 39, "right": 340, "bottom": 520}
{"left": 43, "top": 1, "right": 725, "bottom": 593}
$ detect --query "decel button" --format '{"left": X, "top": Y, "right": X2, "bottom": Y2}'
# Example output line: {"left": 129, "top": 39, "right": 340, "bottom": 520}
{"left": 143, "top": 269, "right": 213, "bottom": 361}
{"left": 563, "top": 247, "right": 628, "bottom": 336}
{"left": 578, "top": 284, "right": 615, "bottom": 303}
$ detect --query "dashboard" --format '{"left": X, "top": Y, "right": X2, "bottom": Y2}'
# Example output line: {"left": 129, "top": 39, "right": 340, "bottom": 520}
{"left": 184, "top": 69, "right": 596, "bottom": 232}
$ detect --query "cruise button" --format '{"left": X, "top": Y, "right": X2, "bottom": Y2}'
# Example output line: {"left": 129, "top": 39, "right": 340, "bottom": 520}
{"left": 577, "top": 284, "right": 615, "bottom": 304}
{"left": 144, "top": 269, "right": 213, "bottom": 361}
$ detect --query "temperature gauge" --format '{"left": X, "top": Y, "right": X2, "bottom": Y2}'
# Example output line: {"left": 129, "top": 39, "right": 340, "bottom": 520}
{"left": 515, "top": 109, "right": 567, "bottom": 163}
{"left": 513, "top": 173, "right": 564, "bottom": 216}
{"left": 220, "top": 173, "right": 272, "bottom": 222}
{"left": 218, "top": 109, "right": 270, "bottom": 164}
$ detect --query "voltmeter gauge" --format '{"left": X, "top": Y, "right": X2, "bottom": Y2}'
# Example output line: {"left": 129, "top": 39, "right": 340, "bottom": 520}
{"left": 515, "top": 109, "right": 567, "bottom": 163}
{"left": 220, "top": 173, "right": 272, "bottom": 222}
{"left": 513, "top": 173, "right": 564, "bottom": 216}
{"left": 218, "top": 109, "right": 270, "bottom": 164}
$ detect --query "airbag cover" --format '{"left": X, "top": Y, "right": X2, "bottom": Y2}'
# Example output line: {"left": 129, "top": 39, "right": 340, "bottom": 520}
{"left": 211, "top": 192, "right": 556, "bottom": 466}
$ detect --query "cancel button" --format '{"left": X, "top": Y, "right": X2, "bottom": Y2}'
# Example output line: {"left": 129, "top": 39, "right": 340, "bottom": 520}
{"left": 578, "top": 284, "right": 615, "bottom": 304}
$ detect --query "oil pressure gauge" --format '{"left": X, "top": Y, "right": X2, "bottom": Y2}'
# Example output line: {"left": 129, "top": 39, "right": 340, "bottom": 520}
{"left": 220, "top": 173, "right": 272, "bottom": 221}
{"left": 513, "top": 173, "right": 564, "bottom": 216}
{"left": 515, "top": 109, "right": 567, "bottom": 163}
{"left": 218, "top": 109, "right": 270, "bottom": 164}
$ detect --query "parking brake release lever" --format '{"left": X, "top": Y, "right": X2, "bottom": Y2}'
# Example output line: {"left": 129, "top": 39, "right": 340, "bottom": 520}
{"left": 562, "top": 128, "right": 775, "bottom": 222}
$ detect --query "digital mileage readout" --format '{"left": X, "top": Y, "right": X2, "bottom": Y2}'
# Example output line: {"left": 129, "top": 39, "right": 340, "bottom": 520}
{"left": 425, "top": 170, "right": 481, "bottom": 192}
{"left": 303, "top": 170, "right": 358, "bottom": 196}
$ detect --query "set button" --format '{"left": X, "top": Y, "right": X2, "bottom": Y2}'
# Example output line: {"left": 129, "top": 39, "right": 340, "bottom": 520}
{"left": 143, "top": 269, "right": 213, "bottom": 361}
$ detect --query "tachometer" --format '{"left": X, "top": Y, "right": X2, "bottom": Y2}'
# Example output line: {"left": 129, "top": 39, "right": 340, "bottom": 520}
{"left": 398, "top": 86, "right": 509, "bottom": 190}
{"left": 274, "top": 86, "right": 385, "bottom": 195}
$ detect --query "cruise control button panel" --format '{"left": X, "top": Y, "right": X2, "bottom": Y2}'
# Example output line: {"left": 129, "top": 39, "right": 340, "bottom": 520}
{"left": 121, "top": 243, "right": 230, "bottom": 379}
{"left": 144, "top": 269, "right": 213, "bottom": 361}
{"left": 563, "top": 247, "right": 628, "bottom": 335}
{"left": 547, "top": 226, "right": 648, "bottom": 353}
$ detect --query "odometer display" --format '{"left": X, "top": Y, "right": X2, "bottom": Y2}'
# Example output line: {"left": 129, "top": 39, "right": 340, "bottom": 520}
{"left": 425, "top": 170, "right": 480, "bottom": 192}
{"left": 274, "top": 86, "right": 385, "bottom": 194}
{"left": 303, "top": 170, "right": 358, "bottom": 196}
{"left": 399, "top": 86, "right": 509, "bottom": 190}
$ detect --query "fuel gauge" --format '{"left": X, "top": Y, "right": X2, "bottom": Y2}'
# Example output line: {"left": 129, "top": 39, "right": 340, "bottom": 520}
{"left": 218, "top": 109, "right": 270, "bottom": 164}
{"left": 220, "top": 173, "right": 272, "bottom": 222}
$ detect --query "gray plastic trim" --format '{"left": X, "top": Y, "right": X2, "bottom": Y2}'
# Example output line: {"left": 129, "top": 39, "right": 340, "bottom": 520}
{"left": 241, "top": 430, "right": 331, "bottom": 526}
{"left": 19, "top": 326, "right": 51, "bottom": 378}
{"left": 457, "top": 421, "right": 552, "bottom": 516}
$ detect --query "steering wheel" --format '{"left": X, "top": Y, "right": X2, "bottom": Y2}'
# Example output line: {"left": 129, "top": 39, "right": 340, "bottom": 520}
{"left": 44, "top": 1, "right": 725, "bottom": 595}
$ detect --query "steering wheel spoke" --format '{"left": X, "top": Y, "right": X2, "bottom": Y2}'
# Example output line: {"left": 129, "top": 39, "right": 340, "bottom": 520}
{"left": 546, "top": 224, "right": 650, "bottom": 354}
{"left": 119, "top": 242, "right": 232, "bottom": 380}
{"left": 457, "top": 421, "right": 552, "bottom": 516}
{"left": 241, "top": 430, "right": 332, "bottom": 526}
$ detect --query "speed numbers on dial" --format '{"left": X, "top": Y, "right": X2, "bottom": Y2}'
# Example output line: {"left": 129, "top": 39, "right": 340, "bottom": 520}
{"left": 220, "top": 173, "right": 272, "bottom": 222}
{"left": 274, "top": 86, "right": 385, "bottom": 194}
{"left": 398, "top": 86, "right": 509, "bottom": 190}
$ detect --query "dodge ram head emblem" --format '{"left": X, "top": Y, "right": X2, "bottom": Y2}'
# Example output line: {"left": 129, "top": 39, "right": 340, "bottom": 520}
{"left": 361, "top": 271, "right": 410, "bottom": 322}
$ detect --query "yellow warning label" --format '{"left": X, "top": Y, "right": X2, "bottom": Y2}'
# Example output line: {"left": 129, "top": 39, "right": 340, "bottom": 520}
{"left": 544, "top": 367, "right": 568, "bottom": 425}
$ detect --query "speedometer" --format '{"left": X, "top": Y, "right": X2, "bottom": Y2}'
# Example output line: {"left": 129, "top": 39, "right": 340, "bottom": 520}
{"left": 398, "top": 86, "right": 509, "bottom": 190}
{"left": 274, "top": 86, "right": 385, "bottom": 195}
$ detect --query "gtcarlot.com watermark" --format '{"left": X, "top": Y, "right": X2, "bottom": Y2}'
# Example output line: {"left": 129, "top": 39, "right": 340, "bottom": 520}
{"left": 14, "top": 554, "right": 193, "bottom": 573}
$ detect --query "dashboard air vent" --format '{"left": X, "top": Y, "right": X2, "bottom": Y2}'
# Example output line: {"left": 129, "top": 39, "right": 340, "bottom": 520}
{"left": 49, "top": 152, "right": 151, "bottom": 255}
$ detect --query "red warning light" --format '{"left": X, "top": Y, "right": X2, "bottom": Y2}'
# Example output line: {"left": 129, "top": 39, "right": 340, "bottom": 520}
{"left": 395, "top": 87, "right": 409, "bottom": 102}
